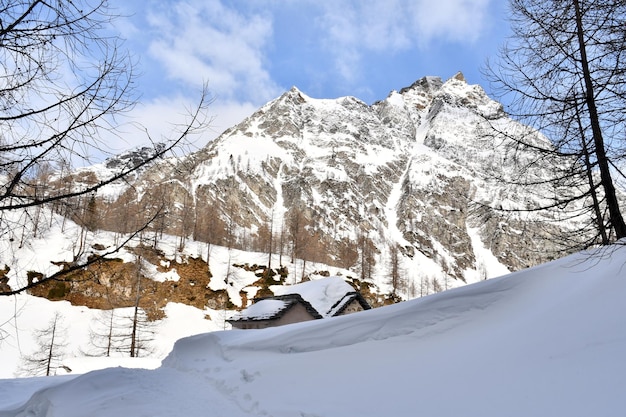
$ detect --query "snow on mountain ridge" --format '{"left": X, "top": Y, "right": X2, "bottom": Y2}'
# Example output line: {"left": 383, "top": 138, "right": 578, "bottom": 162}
{"left": 67, "top": 74, "right": 587, "bottom": 299}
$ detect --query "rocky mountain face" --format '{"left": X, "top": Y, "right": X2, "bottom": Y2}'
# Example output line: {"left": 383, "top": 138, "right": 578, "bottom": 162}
{"left": 88, "top": 73, "right": 584, "bottom": 296}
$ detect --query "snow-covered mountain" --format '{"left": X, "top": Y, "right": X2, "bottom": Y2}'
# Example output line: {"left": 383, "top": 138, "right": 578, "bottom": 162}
{"left": 1, "top": 72, "right": 593, "bottom": 334}
{"left": 93, "top": 72, "right": 583, "bottom": 294}
{"left": 2, "top": 242, "right": 625, "bottom": 416}
{"left": 1, "top": 73, "right": 621, "bottom": 415}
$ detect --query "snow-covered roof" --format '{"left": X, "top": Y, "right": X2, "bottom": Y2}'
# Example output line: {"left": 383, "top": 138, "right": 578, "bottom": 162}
{"left": 229, "top": 276, "right": 370, "bottom": 323}
{"left": 228, "top": 294, "right": 322, "bottom": 322}
{"left": 230, "top": 299, "right": 290, "bottom": 321}
{"left": 326, "top": 292, "right": 370, "bottom": 317}
{"left": 271, "top": 276, "right": 362, "bottom": 317}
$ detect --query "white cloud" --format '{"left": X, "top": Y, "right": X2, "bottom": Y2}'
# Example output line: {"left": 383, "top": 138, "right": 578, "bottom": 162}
{"left": 145, "top": 0, "right": 281, "bottom": 104}
{"left": 139, "top": 0, "right": 491, "bottom": 99}
{"left": 410, "top": 0, "right": 491, "bottom": 45}
{"left": 99, "top": 0, "right": 496, "bottom": 154}
{"left": 320, "top": 0, "right": 490, "bottom": 49}
{"left": 316, "top": 0, "right": 492, "bottom": 82}
{"left": 120, "top": 95, "right": 259, "bottom": 152}
{"left": 98, "top": 0, "right": 282, "bottom": 153}
{"left": 204, "top": 100, "right": 260, "bottom": 138}
{"left": 117, "top": 88, "right": 262, "bottom": 155}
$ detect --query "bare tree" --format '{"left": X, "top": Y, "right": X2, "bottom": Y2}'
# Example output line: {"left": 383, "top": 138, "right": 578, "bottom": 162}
{"left": 86, "top": 309, "right": 117, "bottom": 357}
{"left": 17, "top": 312, "right": 67, "bottom": 376}
{"left": 419, "top": 273, "right": 430, "bottom": 297}
{"left": 0, "top": 1, "right": 211, "bottom": 296}
{"left": 175, "top": 191, "right": 194, "bottom": 252}
{"left": 387, "top": 243, "right": 406, "bottom": 301}
{"left": 193, "top": 186, "right": 229, "bottom": 278}
{"left": 128, "top": 240, "right": 153, "bottom": 358}
{"left": 267, "top": 210, "right": 275, "bottom": 272}
{"left": 432, "top": 278, "right": 443, "bottom": 294}
{"left": 83, "top": 277, "right": 153, "bottom": 358}
{"left": 223, "top": 192, "right": 240, "bottom": 251}
{"left": 92, "top": 304, "right": 155, "bottom": 359}
{"left": 485, "top": 0, "right": 626, "bottom": 245}
{"left": 357, "top": 230, "right": 376, "bottom": 281}
{"left": 125, "top": 308, "right": 155, "bottom": 358}
{"left": 300, "top": 230, "right": 327, "bottom": 281}
{"left": 287, "top": 203, "right": 311, "bottom": 266}
{"left": 278, "top": 217, "right": 287, "bottom": 267}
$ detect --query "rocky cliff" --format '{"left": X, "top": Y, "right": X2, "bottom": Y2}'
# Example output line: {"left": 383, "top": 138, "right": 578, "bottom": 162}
{"left": 77, "top": 72, "right": 587, "bottom": 299}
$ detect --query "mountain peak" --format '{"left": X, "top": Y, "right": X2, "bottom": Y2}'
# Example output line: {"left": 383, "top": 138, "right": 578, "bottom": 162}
{"left": 390, "top": 76, "right": 444, "bottom": 111}
{"left": 66, "top": 73, "right": 580, "bottom": 307}
{"left": 398, "top": 76, "right": 444, "bottom": 96}
{"left": 276, "top": 85, "right": 308, "bottom": 105}
{"left": 450, "top": 71, "right": 466, "bottom": 82}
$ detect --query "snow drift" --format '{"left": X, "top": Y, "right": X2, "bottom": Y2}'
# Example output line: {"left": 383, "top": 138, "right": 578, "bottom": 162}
{"left": 2, "top": 243, "right": 626, "bottom": 416}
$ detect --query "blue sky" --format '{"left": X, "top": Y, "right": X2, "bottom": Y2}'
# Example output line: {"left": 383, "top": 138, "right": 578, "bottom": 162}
{"left": 108, "top": 0, "right": 511, "bottom": 148}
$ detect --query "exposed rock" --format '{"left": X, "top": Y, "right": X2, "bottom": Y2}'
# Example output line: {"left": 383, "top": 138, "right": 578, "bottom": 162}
{"left": 43, "top": 74, "right": 594, "bottom": 307}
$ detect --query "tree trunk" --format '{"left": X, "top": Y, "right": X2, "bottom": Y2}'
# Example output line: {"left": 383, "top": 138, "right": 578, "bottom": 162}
{"left": 130, "top": 256, "right": 142, "bottom": 358}
{"left": 46, "top": 318, "right": 57, "bottom": 376}
{"left": 573, "top": 0, "right": 626, "bottom": 239}
{"left": 576, "top": 109, "right": 609, "bottom": 244}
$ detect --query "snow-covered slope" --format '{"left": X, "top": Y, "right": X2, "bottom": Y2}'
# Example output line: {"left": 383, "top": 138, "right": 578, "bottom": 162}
{"left": 2, "top": 242, "right": 625, "bottom": 417}
{"left": 0, "top": 213, "right": 359, "bottom": 378}
{"left": 84, "top": 73, "right": 588, "bottom": 301}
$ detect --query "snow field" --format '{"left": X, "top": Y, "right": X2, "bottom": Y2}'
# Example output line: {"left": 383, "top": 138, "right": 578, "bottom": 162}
{"left": 2, "top": 243, "right": 625, "bottom": 416}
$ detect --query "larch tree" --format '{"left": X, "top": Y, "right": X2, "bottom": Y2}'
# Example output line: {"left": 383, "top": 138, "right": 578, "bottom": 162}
{"left": 127, "top": 239, "right": 156, "bottom": 358}
{"left": 18, "top": 312, "right": 67, "bottom": 376}
{"left": 357, "top": 229, "right": 376, "bottom": 281}
{"left": 85, "top": 309, "right": 117, "bottom": 358}
{"left": 387, "top": 243, "right": 406, "bottom": 301}
{"left": 485, "top": 0, "right": 626, "bottom": 246}
{"left": 0, "top": 1, "right": 211, "bottom": 296}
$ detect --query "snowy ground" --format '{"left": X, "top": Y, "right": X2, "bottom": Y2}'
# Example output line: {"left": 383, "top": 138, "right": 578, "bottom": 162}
{"left": 1, "top": 243, "right": 625, "bottom": 416}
